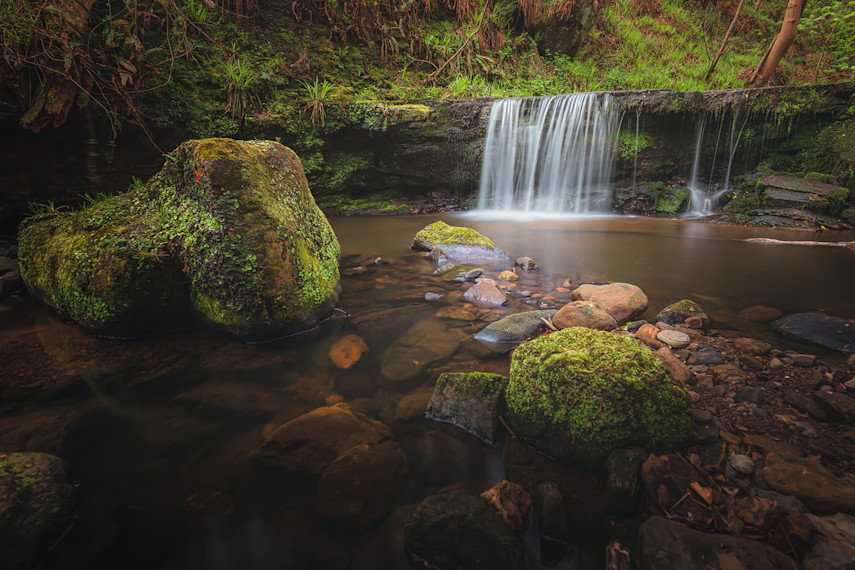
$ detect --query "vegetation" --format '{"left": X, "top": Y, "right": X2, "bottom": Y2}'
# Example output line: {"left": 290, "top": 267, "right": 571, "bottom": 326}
{"left": 1, "top": 0, "right": 853, "bottom": 140}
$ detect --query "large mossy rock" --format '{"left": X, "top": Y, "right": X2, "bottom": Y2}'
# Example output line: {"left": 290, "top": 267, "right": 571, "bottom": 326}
{"left": 0, "top": 452, "right": 78, "bottom": 570}
{"left": 18, "top": 138, "right": 341, "bottom": 341}
{"left": 411, "top": 221, "right": 510, "bottom": 263}
{"left": 506, "top": 328, "right": 693, "bottom": 466}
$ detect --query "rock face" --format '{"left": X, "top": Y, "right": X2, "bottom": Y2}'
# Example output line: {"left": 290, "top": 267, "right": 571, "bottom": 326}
{"left": 473, "top": 309, "right": 557, "bottom": 351}
{"left": 573, "top": 282, "right": 648, "bottom": 323}
{"left": 774, "top": 313, "right": 855, "bottom": 354}
{"left": 404, "top": 489, "right": 524, "bottom": 570}
{"left": 552, "top": 300, "right": 618, "bottom": 331}
{"left": 638, "top": 516, "right": 798, "bottom": 569}
{"left": 18, "top": 138, "right": 341, "bottom": 341}
{"left": 0, "top": 452, "right": 78, "bottom": 570}
{"left": 506, "top": 328, "right": 693, "bottom": 465}
{"left": 425, "top": 372, "right": 508, "bottom": 443}
{"left": 411, "top": 221, "right": 511, "bottom": 263}
{"left": 758, "top": 174, "right": 849, "bottom": 214}
{"left": 317, "top": 442, "right": 409, "bottom": 528}
{"left": 255, "top": 403, "right": 390, "bottom": 474}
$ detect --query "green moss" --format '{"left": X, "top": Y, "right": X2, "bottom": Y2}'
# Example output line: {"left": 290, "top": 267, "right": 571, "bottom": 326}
{"left": 617, "top": 127, "right": 652, "bottom": 160}
{"left": 507, "top": 327, "right": 692, "bottom": 464}
{"left": 435, "top": 372, "right": 508, "bottom": 398}
{"left": 413, "top": 221, "right": 497, "bottom": 248}
{"left": 723, "top": 194, "right": 763, "bottom": 214}
{"left": 654, "top": 187, "right": 690, "bottom": 213}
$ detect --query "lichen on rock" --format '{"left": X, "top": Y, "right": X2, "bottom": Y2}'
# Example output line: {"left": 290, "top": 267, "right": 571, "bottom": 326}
{"left": 506, "top": 327, "right": 693, "bottom": 466}
{"left": 18, "top": 138, "right": 341, "bottom": 341}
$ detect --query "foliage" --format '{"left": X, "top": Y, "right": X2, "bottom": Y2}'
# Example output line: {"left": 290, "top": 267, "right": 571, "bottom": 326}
{"left": 299, "top": 77, "right": 333, "bottom": 127}
{"left": 223, "top": 58, "right": 257, "bottom": 120}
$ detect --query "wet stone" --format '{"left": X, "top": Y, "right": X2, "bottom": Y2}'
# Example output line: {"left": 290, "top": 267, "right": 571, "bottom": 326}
{"left": 688, "top": 349, "right": 726, "bottom": 366}
{"left": 728, "top": 454, "right": 756, "bottom": 475}
{"left": 464, "top": 268, "right": 484, "bottom": 280}
{"left": 497, "top": 270, "right": 518, "bottom": 280}
{"left": 733, "top": 338, "right": 772, "bottom": 356}
{"left": 764, "top": 452, "right": 855, "bottom": 514}
{"left": 739, "top": 354, "right": 765, "bottom": 371}
{"left": 735, "top": 386, "right": 764, "bottom": 405}
{"left": 812, "top": 391, "right": 855, "bottom": 425}
{"left": 425, "top": 292, "right": 444, "bottom": 301}
{"left": 769, "top": 357, "right": 784, "bottom": 370}
{"left": 657, "top": 329, "right": 690, "bottom": 349}
{"left": 788, "top": 353, "right": 817, "bottom": 367}
{"left": 515, "top": 256, "right": 537, "bottom": 270}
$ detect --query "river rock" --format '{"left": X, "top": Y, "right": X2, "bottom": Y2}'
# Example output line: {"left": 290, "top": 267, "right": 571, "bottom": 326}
{"left": 18, "top": 139, "right": 341, "bottom": 341}
{"left": 803, "top": 513, "right": 855, "bottom": 569}
{"left": 464, "top": 268, "right": 484, "bottom": 280}
{"left": 654, "top": 300, "right": 710, "bottom": 330}
{"left": 733, "top": 337, "right": 773, "bottom": 356}
{"left": 535, "top": 482, "right": 570, "bottom": 543}
{"left": 638, "top": 516, "right": 798, "bottom": 570}
{"left": 812, "top": 391, "right": 855, "bottom": 425}
{"left": 687, "top": 349, "right": 725, "bottom": 365}
{"left": 255, "top": 402, "right": 390, "bottom": 473}
{"left": 396, "top": 392, "right": 433, "bottom": 421}
{"left": 656, "top": 330, "right": 690, "bottom": 349}
{"left": 0, "top": 268, "right": 22, "bottom": 299}
{"left": 774, "top": 313, "right": 855, "bottom": 354}
{"left": 605, "top": 448, "right": 647, "bottom": 517}
{"left": 515, "top": 256, "right": 537, "bottom": 270}
{"left": 480, "top": 480, "right": 531, "bottom": 532}
{"left": 635, "top": 323, "right": 663, "bottom": 348}
{"left": 404, "top": 489, "right": 524, "bottom": 570}
{"left": 425, "top": 372, "right": 508, "bottom": 444}
{"left": 506, "top": 328, "right": 693, "bottom": 465}
{"left": 763, "top": 452, "right": 855, "bottom": 514}
{"left": 473, "top": 309, "right": 558, "bottom": 352}
{"left": 497, "top": 270, "right": 518, "bottom": 280}
{"left": 553, "top": 300, "right": 618, "bottom": 331}
{"left": 318, "top": 442, "right": 409, "bottom": 528}
{"left": 572, "top": 282, "right": 648, "bottom": 322}
{"left": 412, "top": 221, "right": 511, "bottom": 263}
{"left": 380, "top": 319, "right": 460, "bottom": 381}
{"left": 738, "top": 305, "right": 784, "bottom": 322}
{"left": 654, "top": 347, "right": 693, "bottom": 384}
{"left": 0, "top": 452, "right": 78, "bottom": 570}
{"left": 328, "top": 334, "right": 369, "bottom": 369}
{"left": 463, "top": 278, "right": 508, "bottom": 307}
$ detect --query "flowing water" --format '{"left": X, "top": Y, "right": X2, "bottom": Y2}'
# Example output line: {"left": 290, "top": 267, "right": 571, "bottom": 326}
{"left": 3, "top": 213, "right": 855, "bottom": 570}
{"left": 477, "top": 94, "right": 621, "bottom": 215}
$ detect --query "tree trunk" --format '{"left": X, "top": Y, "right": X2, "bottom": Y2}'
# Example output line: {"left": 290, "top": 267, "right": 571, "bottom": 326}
{"left": 706, "top": 0, "right": 746, "bottom": 82}
{"left": 745, "top": 0, "right": 807, "bottom": 88}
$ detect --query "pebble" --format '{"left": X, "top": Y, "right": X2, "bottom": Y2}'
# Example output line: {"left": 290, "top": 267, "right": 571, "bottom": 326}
{"left": 728, "top": 454, "right": 756, "bottom": 475}
{"left": 788, "top": 353, "right": 817, "bottom": 367}
{"left": 688, "top": 350, "right": 725, "bottom": 366}
{"left": 425, "top": 292, "right": 444, "bottom": 301}
{"left": 655, "top": 321, "right": 675, "bottom": 331}
{"left": 515, "top": 256, "right": 537, "bottom": 270}
{"left": 769, "top": 357, "right": 783, "bottom": 370}
{"left": 656, "top": 330, "right": 691, "bottom": 349}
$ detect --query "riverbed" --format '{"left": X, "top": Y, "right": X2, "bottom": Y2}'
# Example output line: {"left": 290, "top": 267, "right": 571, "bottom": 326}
{"left": 1, "top": 213, "right": 854, "bottom": 569}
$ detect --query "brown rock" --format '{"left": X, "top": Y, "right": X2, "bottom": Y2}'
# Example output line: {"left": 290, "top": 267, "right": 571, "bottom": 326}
{"left": 463, "top": 278, "right": 508, "bottom": 307}
{"left": 481, "top": 480, "right": 532, "bottom": 532}
{"left": 733, "top": 338, "right": 772, "bottom": 356}
{"left": 572, "top": 282, "right": 649, "bottom": 323}
{"left": 328, "top": 334, "right": 369, "bottom": 369}
{"left": 552, "top": 301, "right": 618, "bottom": 331}
{"left": 764, "top": 452, "right": 855, "bottom": 514}
{"left": 812, "top": 391, "right": 855, "bottom": 425}
{"left": 636, "top": 323, "right": 663, "bottom": 349}
{"left": 683, "top": 316, "right": 704, "bottom": 329}
{"left": 497, "top": 270, "right": 518, "bottom": 281}
{"left": 654, "top": 347, "right": 693, "bottom": 384}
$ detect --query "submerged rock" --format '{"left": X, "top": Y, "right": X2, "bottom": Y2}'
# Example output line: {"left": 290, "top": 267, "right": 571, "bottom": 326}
{"left": 506, "top": 328, "right": 693, "bottom": 465}
{"left": 774, "top": 313, "right": 855, "bottom": 354}
{"left": 0, "top": 452, "right": 78, "bottom": 570}
{"left": 411, "top": 221, "right": 511, "bottom": 263}
{"left": 404, "top": 489, "right": 524, "bottom": 570}
{"left": 18, "top": 138, "right": 341, "bottom": 341}
{"left": 425, "top": 372, "right": 508, "bottom": 444}
{"left": 572, "top": 282, "right": 648, "bottom": 323}
{"left": 380, "top": 319, "right": 460, "bottom": 381}
{"left": 480, "top": 480, "right": 531, "bottom": 533}
{"left": 473, "top": 309, "right": 557, "bottom": 352}
{"left": 655, "top": 299, "right": 710, "bottom": 330}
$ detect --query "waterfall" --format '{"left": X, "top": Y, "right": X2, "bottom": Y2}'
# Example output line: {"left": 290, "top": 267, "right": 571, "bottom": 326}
{"left": 477, "top": 93, "right": 621, "bottom": 215}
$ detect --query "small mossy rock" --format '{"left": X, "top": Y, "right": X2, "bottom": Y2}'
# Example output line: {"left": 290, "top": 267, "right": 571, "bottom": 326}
{"left": 638, "top": 516, "right": 798, "bottom": 570}
{"left": 553, "top": 300, "right": 618, "bottom": 331}
{"left": 655, "top": 300, "right": 710, "bottom": 330}
{"left": 572, "top": 282, "right": 648, "bottom": 323}
{"left": 473, "top": 309, "right": 557, "bottom": 352}
{"left": 774, "top": 313, "right": 855, "bottom": 354}
{"left": 254, "top": 402, "right": 390, "bottom": 474}
{"left": 18, "top": 138, "right": 341, "bottom": 341}
{"left": 317, "top": 442, "right": 409, "bottom": 529}
{"left": 506, "top": 328, "right": 693, "bottom": 466}
{"left": 425, "top": 372, "right": 509, "bottom": 444}
{"left": 412, "top": 221, "right": 510, "bottom": 263}
{"left": 0, "top": 452, "right": 78, "bottom": 570}
{"left": 404, "top": 489, "right": 524, "bottom": 570}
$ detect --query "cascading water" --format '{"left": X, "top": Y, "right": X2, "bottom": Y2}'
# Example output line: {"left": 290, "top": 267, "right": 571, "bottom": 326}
{"left": 686, "top": 110, "right": 748, "bottom": 216}
{"left": 477, "top": 93, "right": 621, "bottom": 215}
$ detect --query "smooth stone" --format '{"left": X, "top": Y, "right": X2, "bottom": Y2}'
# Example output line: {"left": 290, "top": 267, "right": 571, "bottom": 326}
{"left": 738, "top": 305, "right": 784, "bottom": 322}
{"left": 328, "top": 334, "right": 369, "bottom": 369}
{"left": 764, "top": 452, "right": 855, "bottom": 514}
{"left": 684, "top": 316, "right": 704, "bottom": 329}
{"left": 656, "top": 330, "right": 690, "bottom": 349}
{"left": 848, "top": 354, "right": 855, "bottom": 369}
{"left": 381, "top": 319, "right": 460, "bottom": 381}
{"left": 812, "top": 391, "right": 855, "bottom": 425}
{"left": 774, "top": 313, "right": 855, "bottom": 355}
{"left": 754, "top": 489, "right": 808, "bottom": 513}
{"left": 687, "top": 349, "right": 725, "bottom": 366}
{"left": 473, "top": 309, "right": 557, "bottom": 352}
{"left": 497, "top": 270, "right": 518, "bottom": 280}
{"left": 535, "top": 482, "right": 570, "bottom": 544}
{"left": 573, "top": 282, "right": 649, "bottom": 323}
{"left": 626, "top": 320, "right": 647, "bottom": 333}
{"left": 728, "top": 454, "right": 756, "bottom": 475}
{"left": 463, "top": 278, "right": 508, "bottom": 307}
{"left": 788, "top": 353, "right": 817, "bottom": 367}
{"left": 769, "top": 357, "right": 784, "bottom": 370}
{"left": 424, "top": 292, "right": 444, "bottom": 301}
{"left": 433, "top": 261, "right": 458, "bottom": 275}
{"left": 464, "top": 268, "right": 484, "bottom": 280}
{"left": 481, "top": 480, "right": 532, "bottom": 533}
{"left": 605, "top": 448, "right": 648, "bottom": 518}
{"left": 654, "top": 347, "right": 693, "bottom": 384}
{"left": 739, "top": 354, "right": 765, "bottom": 370}
{"left": 0, "top": 268, "right": 23, "bottom": 299}
{"left": 515, "top": 256, "right": 537, "bottom": 270}
{"left": 733, "top": 337, "right": 773, "bottom": 356}
{"left": 395, "top": 392, "right": 433, "bottom": 421}
{"left": 552, "top": 300, "right": 617, "bottom": 331}
{"left": 635, "top": 323, "right": 663, "bottom": 348}
{"left": 318, "top": 442, "right": 409, "bottom": 528}
{"left": 638, "top": 516, "right": 798, "bottom": 570}
{"left": 435, "top": 305, "right": 477, "bottom": 321}
{"left": 735, "top": 385, "right": 764, "bottom": 404}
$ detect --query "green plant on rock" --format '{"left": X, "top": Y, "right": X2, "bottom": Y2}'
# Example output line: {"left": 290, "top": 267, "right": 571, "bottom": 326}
{"left": 299, "top": 77, "right": 334, "bottom": 127}
{"left": 27, "top": 200, "right": 67, "bottom": 217}
{"left": 223, "top": 58, "right": 257, "bottom": 120}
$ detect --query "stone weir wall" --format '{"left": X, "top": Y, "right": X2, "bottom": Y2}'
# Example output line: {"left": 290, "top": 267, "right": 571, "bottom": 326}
{"left": 0, "top": 82, "right": 853, "bottom": 233}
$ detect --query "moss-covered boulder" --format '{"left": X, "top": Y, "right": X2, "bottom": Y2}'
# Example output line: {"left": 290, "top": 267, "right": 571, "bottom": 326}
{"left": 18, "top": 138, "right": 341, "bottom": 341}
{"left": 506, "top": 328, "right": 693, "bottom": 466}
{"left": 0, "top": 452, "right": 78, "bottom": 570}
{"left": 412, "top": 221, "right": 511, "bottom": 263}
